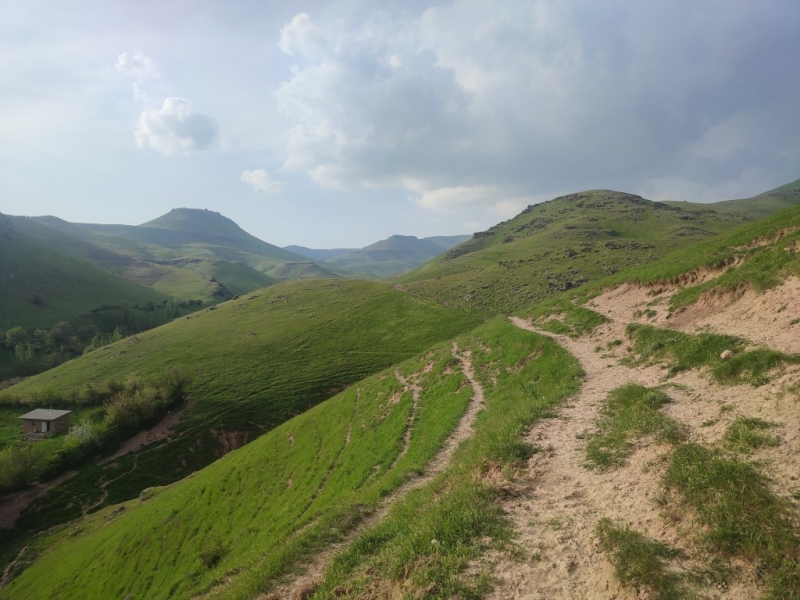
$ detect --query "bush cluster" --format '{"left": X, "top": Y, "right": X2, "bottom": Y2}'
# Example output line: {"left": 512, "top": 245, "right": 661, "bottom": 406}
{"left": 0, "top": 369, "right": 189, "bottom": 494}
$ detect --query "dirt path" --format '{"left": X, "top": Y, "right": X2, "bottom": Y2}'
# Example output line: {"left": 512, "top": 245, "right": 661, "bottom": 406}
{"left": 0, "top": 545, "right": 29, "bottom": 590}
{"left": 102, "top": 400, "right": 195, "bottom": 463}
{"left": 485, "top": 317, "right": 791, "bottom": 599}
{"left": 0, "top": 470, "right": 77, "bottom": 530}
{"left": 261, "top": 342, "right": 486, "bottom": 600}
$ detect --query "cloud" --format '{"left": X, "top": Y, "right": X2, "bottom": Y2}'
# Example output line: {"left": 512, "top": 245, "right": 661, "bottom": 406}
{"left": 134, "top": 97, "right": 218, "bottom": 154}
{"left": 240, "top": 169, "right": 283, "bottom": 193}
{"left": 115, "top": 51, "right": 160, "bottom": 78}
{"left": 275, "top": 1, "right": 800, "bottom": 206}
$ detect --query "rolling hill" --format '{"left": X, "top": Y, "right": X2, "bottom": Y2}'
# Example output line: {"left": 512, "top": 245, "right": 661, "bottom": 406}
{"left": 287, "top": 234, "right": 471, "bottom": 279}
{"left": 0, "top": 279, "right": 480, "bottom": 548}
{"left": 663, "top": 177, "right": 800, "bottom": 219}
{"left": 324, "top": 234, "right": 471, "bottom": 278}
{"left": 397, "top": 190, "right": 750, "bottom": 315}
{"left": 0, "top": 214, "right": 170, "bottom": 332}
{"left": 7, "top": 208, "right": 345, "bottom": 305}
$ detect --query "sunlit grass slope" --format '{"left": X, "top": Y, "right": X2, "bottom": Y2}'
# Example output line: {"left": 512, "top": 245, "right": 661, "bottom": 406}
{"left": 565, "top": 204, "right": 800, "bottom": 304}
{"left": 1, "top": 319, "right": 582, "bottom": 600}
{"left": 396, "top": 190, "right": 747, "bottom": 316}
{"left": 0, "top": 279, "right": 479, "bottom": 534}
{"left": 0, "top": 215, "right": 170, "bottom": 330}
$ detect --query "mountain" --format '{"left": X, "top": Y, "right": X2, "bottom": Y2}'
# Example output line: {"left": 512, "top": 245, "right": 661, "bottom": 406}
{"left": 0, "top": 213, "right": 170, "bottom": 332}
{"left": 283, "top": 245, "right": 357, "bottom": 262}
{"left": 287, "top": 234, "right": 471, "bottom": 278}
{"left": 9, "top": 209, "right": 343, "bottom": 304}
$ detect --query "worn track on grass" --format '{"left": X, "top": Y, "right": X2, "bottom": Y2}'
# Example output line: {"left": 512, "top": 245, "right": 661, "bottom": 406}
{"left": 261, "top": 341, "right": 486, "bottom": 600}
{"left": 481, "top": 316, "right": 799, "bottom": 599}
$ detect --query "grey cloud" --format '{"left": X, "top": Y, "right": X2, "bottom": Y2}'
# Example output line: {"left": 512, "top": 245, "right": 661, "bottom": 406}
{"left": 135, "top": 97, "right": 218, "bottom": 154}
{"left": 276, "top": 0, "right": 800, "bottom": 207}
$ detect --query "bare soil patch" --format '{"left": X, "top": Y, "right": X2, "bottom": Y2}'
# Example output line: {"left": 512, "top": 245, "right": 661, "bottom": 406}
{"left": 590, "top": 276, "right": 800, "bottom": 354}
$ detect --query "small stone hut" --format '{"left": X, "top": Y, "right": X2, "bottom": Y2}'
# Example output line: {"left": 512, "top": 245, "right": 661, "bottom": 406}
{"left": 18, "top": 409, "right": 71, "bottom": 438}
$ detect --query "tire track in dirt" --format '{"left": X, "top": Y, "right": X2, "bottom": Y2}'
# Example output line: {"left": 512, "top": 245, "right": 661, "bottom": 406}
{"left": 260, "top": 341, "right": 485, "bottom": 600}
{"left": 483, "top": 317, "right": 774, "bottom": 599}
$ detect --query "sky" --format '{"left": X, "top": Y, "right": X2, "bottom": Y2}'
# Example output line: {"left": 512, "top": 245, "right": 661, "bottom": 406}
{"left": 1, "top": 0, "right": 799, "bottom": 248}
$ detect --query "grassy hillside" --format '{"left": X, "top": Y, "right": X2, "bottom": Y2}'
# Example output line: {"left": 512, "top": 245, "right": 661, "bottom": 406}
{"left": 0, "top": 214, "right": 170, "bottom": 331}
{"left": 21, "top": 208, "right": 339, "bottom": 294}
{"left": 0, "top": 318, "right": 581, "bottom": 600}
{"left": 0, "top": 280, "right": 479, "bottom": 543}
{"left": 284, "top": 245, "right": 356, "bottom": 261}
{"left": 9, "top": 216, "right": 276, "bottom": 303}
{"left": 324, "top": 234, "right": 471, "bottom": 279}
{"left": 663, "top": 177, "right": 800, "bottom": 219}
{"left": 397, "top": 190, "right": 748, "bottom": 316}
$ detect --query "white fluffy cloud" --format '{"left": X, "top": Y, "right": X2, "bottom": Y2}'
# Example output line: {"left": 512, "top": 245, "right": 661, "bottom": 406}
{"left": 275, "top": 1, "right": 800, "bottom": 207}
{"left": 134, "top": 97, "right": 218, "bottom": 154}
{"left": 240, "top": 169, "right": 283, "bottom": 193}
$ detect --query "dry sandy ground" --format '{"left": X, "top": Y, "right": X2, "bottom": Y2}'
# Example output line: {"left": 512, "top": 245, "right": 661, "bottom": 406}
{"left": 479, "top": 316, "right": 800, "bottom": 600}
{"left": 259, "top": 342, "right": 486, "bottom": 600}
{"left": 588, "top": 276, "right": 800, "bottom": 355}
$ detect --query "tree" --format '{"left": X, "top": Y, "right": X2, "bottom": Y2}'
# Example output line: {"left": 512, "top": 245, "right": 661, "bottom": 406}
{"left": 5, "top": 327, "right": 27, "bottom": 350}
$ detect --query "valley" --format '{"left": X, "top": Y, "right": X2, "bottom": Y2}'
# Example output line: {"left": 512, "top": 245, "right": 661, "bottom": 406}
{"left": 1, "top": 181, "right": 800, "bottom": 599}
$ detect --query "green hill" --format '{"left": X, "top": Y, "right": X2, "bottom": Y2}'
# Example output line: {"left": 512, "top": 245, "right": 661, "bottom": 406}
{"left": 396, "top": 190, "right": 749, "bottom": 316}
{"left": 324, "top": 234, "right": 471, "bottom": 279}
{"left": 0, "top": 318, "right": 581, "bottom": 600}
{"left": 0, "top": 279, "right": 479, "bottom": 543}
{"left": 30, "top": 207, "right": 342, "bottom": 280}
{"left": 5, "top": 181, "right": 800, "bottom": 599}
{"left": 287, "top": 235, "right": 471, "bottom": 279}
{"left": 9, "top": 216, "right": 276, "bottom": 304}
{"left": 0, "top": 214, "right": 170, "bottom": 331}
{"left": 663, "top": 177, "right": 800, "bottom": 219}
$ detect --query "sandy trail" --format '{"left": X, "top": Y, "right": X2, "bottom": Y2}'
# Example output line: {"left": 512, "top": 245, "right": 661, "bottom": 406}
{"left": 484, "top": 317, "right": 786, "bottom": 599}
{"left": 261, "top": 342, "right": 486, "bottom": 600}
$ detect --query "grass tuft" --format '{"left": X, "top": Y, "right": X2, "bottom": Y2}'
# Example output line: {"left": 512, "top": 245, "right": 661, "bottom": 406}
{"left": 585, "top": 384, "right": 682, "bottom": 471}
{"left": 663, "top": 443, "right": 800, "bottom": 598}
{"left": 625, "top": 324, "right": 800, "bottom": 385}
{"left": 596, "top": 518, "right": 691, "bottom": 600}
{"left": 723, "top": 416, "right": 778, "bottom": 452}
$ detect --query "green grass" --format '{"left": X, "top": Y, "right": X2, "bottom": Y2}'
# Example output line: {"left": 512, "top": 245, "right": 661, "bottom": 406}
{"left": 0, "top": 280, "right": 479, "bottom": 547}
{"left": 585, "top": 384, "right": 682, "bottom": 471}
{"left": 0, "top": 318, "right": 583, "bottom": 600}
{"left": 596, "top": 519, "right": 690, "bottom": 600}
{"left": 722, "top": 416, "right": 778, "bottom": 452}
{"left": 522, "top": 297, "right": 609, "bottom": 337}
{"left": 302, "top": 319, "right": 583, "bottom": 599}
{"left": 396, "top": 190, "right": 749, "bottom": 317}
{"left": 0, "top": 217, "right": 171, "bottom": 331}
{"left": 663, "top": 443, "right": 800, "bottom": 599}
{"left": 625, "top": 324, "right": 800, "bottom": 385}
